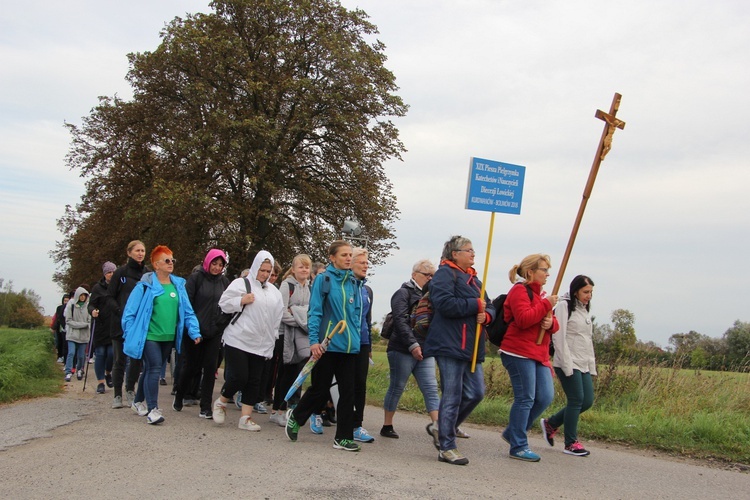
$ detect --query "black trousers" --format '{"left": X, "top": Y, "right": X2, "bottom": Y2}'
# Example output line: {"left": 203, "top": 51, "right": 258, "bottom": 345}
{"left": 292, "top": 351, "right": 356, "bottom": 441}
{"left": 353, "top": 347, "right": 371, "bottom": 428}
{"left": 111, "top": 338, "right": 142, "bottom": 398}
{"left": 220, "top": 344, "right": 265, "bottom": 406}
{"left": 175, "top": 333, "right": 223, "bottom": 412}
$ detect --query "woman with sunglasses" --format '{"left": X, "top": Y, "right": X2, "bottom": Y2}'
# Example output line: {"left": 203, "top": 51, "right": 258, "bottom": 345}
{"left": 380, "top": 259, "right": 440, "bottom": 440}
{"left": 499, "top": 254, "right": 559, "bottom": 462}
{"left": 423, "top": 236, "right": 495, "bottom": 466}
{"left": 122, "top": 245, "right": 202, "bottom": 424}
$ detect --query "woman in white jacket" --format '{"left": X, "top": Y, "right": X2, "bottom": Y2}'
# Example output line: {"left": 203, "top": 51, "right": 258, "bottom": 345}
{"left": 540, "top": 275, "right": 596, "bottom": 457}
{"left": 212, "top": 250, "right": 284, "bottom": 431}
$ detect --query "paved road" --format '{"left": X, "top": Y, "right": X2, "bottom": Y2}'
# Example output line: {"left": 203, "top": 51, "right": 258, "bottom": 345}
{"left": 1, "top": 375, "right": 748, "bottom": 499}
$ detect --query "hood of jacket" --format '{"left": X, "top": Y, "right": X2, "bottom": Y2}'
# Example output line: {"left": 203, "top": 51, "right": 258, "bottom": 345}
{"left": 249, "top": 250, "right": 275, "bottom": 287}
{"left": 202, "top": 248, "right": 228, "bottom": 273}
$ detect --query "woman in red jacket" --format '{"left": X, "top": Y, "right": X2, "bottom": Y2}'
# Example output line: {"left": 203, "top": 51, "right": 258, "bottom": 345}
{"left": 499, "top": 254, "right": 559, "bottom": 462}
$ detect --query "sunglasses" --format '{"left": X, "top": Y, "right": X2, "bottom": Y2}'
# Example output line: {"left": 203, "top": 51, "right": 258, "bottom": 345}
{"left": 161, "top": 258, "right": 177, "bottom": 265}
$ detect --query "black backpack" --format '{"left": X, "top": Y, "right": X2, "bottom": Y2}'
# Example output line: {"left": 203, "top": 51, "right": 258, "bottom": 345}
{"left": 487, "top": 284, "right": 532, "bottom": 347}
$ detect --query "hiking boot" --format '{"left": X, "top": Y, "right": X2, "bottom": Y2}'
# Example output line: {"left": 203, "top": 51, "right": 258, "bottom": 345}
{"left": 111, "top": 396, "right": 123, "bottom": 409}
{"left": 353, "top": 427, "right": 375, "bottom": 443}
{"left": 125, "top": 391, "right": 135, "bottom": 407}
{"left": 564, "top": 441, "right": 591, "bottom": 457}
{"left": 540, "top": 418, "right": 557, "bottom": 447}
{"left": 199, "top": 410, "right": 213, "bottom": 419}
{"left": 96, "top": 383, "right": 105, "bottom": 394}
{"left": 172, "top": 396, "right": 183, "bottom": 412}
{"left": 65, "top": 373, "right": 72, "bottom": 382}
{"left": 132, "top": 401, "right": 148, "bottom": 417}
{"left": 455, "top": 427, "right": 470, "bottom": 438}
{"left": 238, "top": 415, "right": 261, "bottom": 431}
{"left": 426, "top": 422, "right": 440, "bottom": 450}
{"left": 310, "top": 414, "right": 324, "bottom": 434}
{"left": 380, "top": 426, "right": 399, "bottom": 439}
{"left": 105, "top": 373, "right": 113, "bottom": 387}
{"left": 510, "top": 448, "right": 541, "bottom": 462}
{"left": 285, "top": 410, "right": 300, "bottom": 442}
{"left": 438, "top": 448, "right": 468, "bottom": 465}
{"left": 146, "top": 408, "right": 164, "bottom": 425}
{"left": 253, "top": 402, "right": 268, "bottom": 414}
{"left": 212, "top": 399, "right": 226, "bottom": 424}
{"left": 333, "top": 438, "right": 361, "bottom": 452}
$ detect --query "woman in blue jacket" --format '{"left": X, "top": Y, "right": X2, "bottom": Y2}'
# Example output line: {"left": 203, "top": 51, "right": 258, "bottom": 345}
{"left": 122, "top": 245, "right": 201, "bottom": 425}
{"left": 423, "top": 235, "right": 494, "bottom": 466}
{"left": 285, "top": 240, "right": 363, "bottom": 452}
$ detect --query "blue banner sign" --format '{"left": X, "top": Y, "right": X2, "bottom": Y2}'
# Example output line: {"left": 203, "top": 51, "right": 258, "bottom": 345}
{"left": 465, "top": 157, "right": 525, "bottom": 214}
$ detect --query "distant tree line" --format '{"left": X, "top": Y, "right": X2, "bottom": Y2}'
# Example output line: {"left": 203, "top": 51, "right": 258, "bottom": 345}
{"left": 0, "top": 279, "right": 46, "bottom": 329}
{"left": 592, "top": 309, "right": 750, "bottom": 372}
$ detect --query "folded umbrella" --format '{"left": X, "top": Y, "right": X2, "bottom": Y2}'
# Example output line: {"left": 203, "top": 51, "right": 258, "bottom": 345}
{"left": 284, "top": 320, "right": 346, "bottom": 402}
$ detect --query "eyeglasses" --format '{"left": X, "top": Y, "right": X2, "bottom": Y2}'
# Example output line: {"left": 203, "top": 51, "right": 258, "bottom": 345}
{"left": 456, "top": 249, "right": 475, "bottom": 255}
{"left": 537, "top": 267, "right": 549, "bottom": 274}
{"left": 161, "top": 258, "right": 177, "bottom": 265}
{"left": 416, "top": 271, "right": 434, "bottom": 278}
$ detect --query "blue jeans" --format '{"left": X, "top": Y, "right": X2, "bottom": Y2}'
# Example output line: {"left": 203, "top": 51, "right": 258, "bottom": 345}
{"left": 94, "top": 344, "right": 114, "bottom": 381}
{"left": 135, "top": 341, "right": 173, "bottom": 411}
{"left": 435, "top": 356, "right": 485, "bottom": 452}
{"left": 501, "top": 353, "right": 554, "bottom": 453}
{"left": 383, "top": 351, "right": 440, "bottom": 413}
{"left": 65, "top": 341, "right": 86, "bottom": 374}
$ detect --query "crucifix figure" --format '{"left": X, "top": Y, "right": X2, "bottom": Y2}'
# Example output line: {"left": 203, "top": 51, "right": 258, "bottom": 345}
{"left": 537, "top": 93, "right": 626, "bottom": 344}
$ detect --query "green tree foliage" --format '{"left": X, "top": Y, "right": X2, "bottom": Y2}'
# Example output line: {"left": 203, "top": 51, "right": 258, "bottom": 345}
{"left": 723, "top": 320, "right": 750, "bottom": 366}
{"left": 0, "top": 279, "right": 46, "bottom": 329}
{"left": 52, "top": 0, "right": 407, "bottom": 290}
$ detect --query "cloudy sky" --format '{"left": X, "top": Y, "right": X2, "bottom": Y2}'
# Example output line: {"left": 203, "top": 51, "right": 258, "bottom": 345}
{"left": 1, "top": 1, "right": 748, "bottom": 347}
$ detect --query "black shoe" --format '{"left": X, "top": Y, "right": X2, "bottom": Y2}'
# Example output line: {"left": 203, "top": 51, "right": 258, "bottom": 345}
{"left": 170, "top": 388, "right": 177, "bottom": 396}
{"left": 320, "top": 412, "right": 332, "bottom": 427}
{"left": 159, "top": 378, "right": 167, "bottom": 386}
{"left": 172, "top": 396, "right": 183, "bottom": 412}
{"left": 96, "top": 383, "right": 105, "bottom": 394}
{"left": 105, "top": 373, "right": 113, "bottom": 388}
{"left": 199, "top": 410, "right": 213, "bottom": 419}
{"left": 380, "top": 426, "right": 399, "bottom": 439}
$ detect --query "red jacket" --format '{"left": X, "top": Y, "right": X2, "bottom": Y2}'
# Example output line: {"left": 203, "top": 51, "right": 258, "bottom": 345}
{"left": 500, "top": 281, "right": 559, "bottom": 366}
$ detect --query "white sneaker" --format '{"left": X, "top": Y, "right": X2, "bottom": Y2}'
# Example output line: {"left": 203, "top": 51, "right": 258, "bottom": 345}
{"left": 238, "top": 415, "right": 261, "bottom": 431}
{"left": 125, "top": 391, "right": 135, "bottom": 407}
{"left": 147, "top": 408, "right": 164, "bottom": 425}
{"left": 212, "top": 399, "right": 226, "bottom": 424}
{"left": 270, "top": 412, "right": 287, "bottom": 427}
{"left": 132, "top": 401, "right": 148, "bottom": 416}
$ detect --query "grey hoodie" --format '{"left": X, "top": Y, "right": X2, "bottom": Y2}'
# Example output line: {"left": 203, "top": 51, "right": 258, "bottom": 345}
{"left": 64, "top": 287, "right": 91, "bottom": 343}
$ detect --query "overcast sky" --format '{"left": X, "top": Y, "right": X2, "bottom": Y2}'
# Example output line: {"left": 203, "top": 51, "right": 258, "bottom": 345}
{"left": 1, "top": 1, "right": 748, "bottom": 347}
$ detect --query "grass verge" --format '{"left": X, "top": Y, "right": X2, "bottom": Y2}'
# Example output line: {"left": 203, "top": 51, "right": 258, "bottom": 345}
{"left": 0, "top": 328, "right": 63, "bottom": 403}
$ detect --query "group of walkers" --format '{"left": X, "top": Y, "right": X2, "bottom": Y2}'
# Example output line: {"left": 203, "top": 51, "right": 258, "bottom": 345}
{"left": 53, "top": 235, "right": 597, "bottom": 464}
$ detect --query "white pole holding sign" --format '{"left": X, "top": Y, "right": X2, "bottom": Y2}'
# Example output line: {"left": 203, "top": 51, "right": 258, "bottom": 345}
{"left": 466, "top": 157, "right": 526, "bottom": 372}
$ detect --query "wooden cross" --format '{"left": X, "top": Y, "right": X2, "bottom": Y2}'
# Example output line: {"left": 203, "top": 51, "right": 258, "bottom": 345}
{"left": 537, "top": 93, "right": 626, "bottom": 344}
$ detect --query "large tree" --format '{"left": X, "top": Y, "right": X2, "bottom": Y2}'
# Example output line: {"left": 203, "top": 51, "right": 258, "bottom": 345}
{"left": 52, "top": 0, "right": 407, "bottom": 289}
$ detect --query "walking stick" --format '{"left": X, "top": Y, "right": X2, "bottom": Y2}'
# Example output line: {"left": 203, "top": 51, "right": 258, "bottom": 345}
{"left": 471, "top": 212, "right": 495, "bottom": 373}
{"left": 537, "top": 93, "right": 626, "bottom": 344}
{"left": 82, "top": 318, "right": 96, "bottom": 392}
